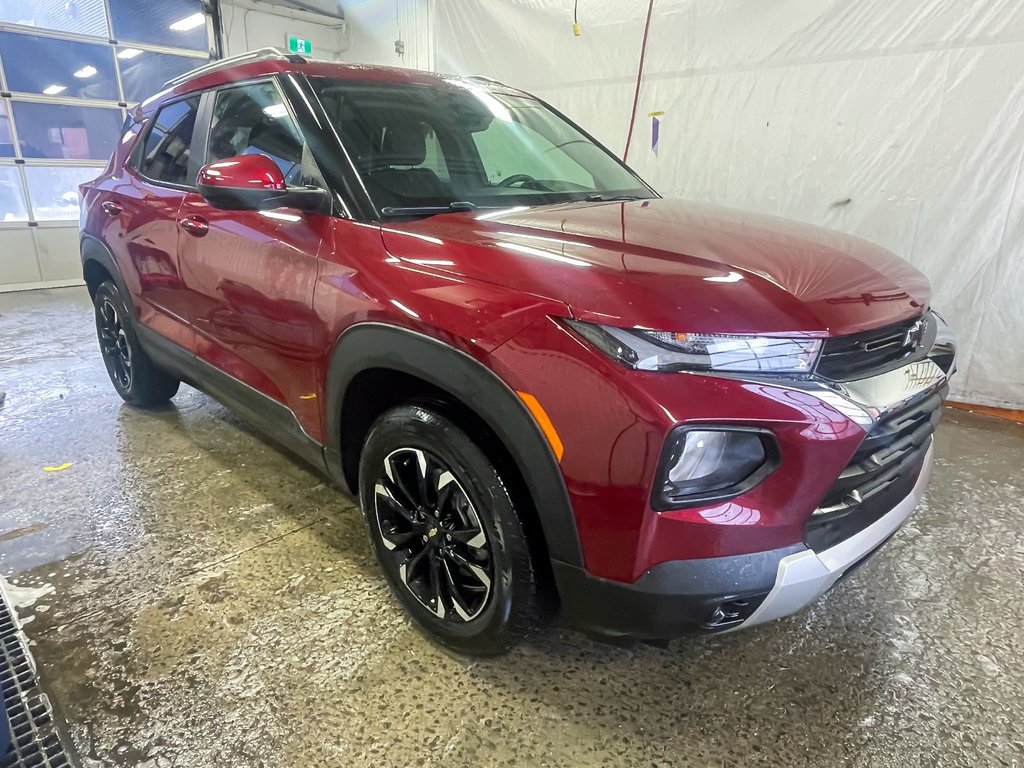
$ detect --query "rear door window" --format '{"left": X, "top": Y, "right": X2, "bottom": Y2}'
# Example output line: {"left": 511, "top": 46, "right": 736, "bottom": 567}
{"left": 137, "top": 96, "right": 201, "bottom": 186}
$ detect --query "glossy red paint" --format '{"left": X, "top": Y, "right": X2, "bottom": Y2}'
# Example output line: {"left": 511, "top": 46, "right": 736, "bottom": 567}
{"left": 81, "top": 158, "right": 195, "bottom": 353}
{"left": 178, "top": 193, "right": 330, "bottom": 438}
{"left": 81, "top": 57, "right": 939, "bottom": 598}
{"left": 197, "top": 154, "right": 288, "bottom": 191}
{"left": 381, "top": 200, "right": 929, "bottom": 336}
{"left": 487, "top": 316, "right": 865, "bottom": 581}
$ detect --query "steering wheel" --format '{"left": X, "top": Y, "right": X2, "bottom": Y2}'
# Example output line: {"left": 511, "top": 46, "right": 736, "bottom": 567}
{"left": 496, "top": 173, "right": 539, "bottom": 188}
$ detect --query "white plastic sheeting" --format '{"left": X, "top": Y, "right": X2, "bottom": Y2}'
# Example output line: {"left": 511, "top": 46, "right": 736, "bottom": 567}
{"left": 434, "top": 0, "right": 1024, "bottom": 409}
{"left": 343, "top": 0, "right": 433, "bottom": 70}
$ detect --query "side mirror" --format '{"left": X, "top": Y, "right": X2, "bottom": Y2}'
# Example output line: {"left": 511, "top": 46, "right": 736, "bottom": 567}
{"left": 196, "top": 154, "right": 327, "bottom": 213}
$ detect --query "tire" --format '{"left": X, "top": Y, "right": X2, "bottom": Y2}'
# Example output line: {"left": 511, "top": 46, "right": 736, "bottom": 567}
{"left": 359, "top": 404, "right": 544, "bottom": 656}
{"left": 93, "top": 280, "right": 179, "bottom": 407}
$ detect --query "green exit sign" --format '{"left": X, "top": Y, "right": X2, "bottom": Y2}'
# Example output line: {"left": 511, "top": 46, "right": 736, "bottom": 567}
{"left": 287, "top": 36, "right": 312, "bottom": 55}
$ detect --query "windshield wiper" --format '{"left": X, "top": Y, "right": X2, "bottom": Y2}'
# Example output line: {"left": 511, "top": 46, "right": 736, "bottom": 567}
{"left": 585, "top": 193, "right": 647, "bottom": 202}
{"left": 380, "top": 201, "right": 479, "bottom": 217}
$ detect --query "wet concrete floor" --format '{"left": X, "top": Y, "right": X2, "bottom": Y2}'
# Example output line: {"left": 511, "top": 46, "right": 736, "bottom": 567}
{"left": 1, "top": 287, "right": 1022, "bottom": 767}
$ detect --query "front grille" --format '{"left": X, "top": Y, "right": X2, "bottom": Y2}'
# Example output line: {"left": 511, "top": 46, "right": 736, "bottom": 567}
{"left": 817, "top": 314, "right": 933, "bottom": 381}
{"left": 804, "top": 386, "right": 945, "bottom": 552}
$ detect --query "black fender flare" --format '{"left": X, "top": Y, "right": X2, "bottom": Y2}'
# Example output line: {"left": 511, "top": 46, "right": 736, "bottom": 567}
{"left": 80, "top": 234, "right": 130, "bottom": 301}
{"left": 324, "top": 322, "right": 584, "bottom": 569}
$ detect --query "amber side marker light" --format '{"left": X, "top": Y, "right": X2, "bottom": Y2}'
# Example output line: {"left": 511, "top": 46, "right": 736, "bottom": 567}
{"left": 516, "top": 391, "right": 564, "bottom": 462}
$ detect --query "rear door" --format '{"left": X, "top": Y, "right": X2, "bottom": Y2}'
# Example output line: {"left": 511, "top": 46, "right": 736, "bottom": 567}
{"left": 176, "top": 78, "right": 329, "bottom": 442}
{"left": 114, "top": 95, "right": 203, "bottom": 352}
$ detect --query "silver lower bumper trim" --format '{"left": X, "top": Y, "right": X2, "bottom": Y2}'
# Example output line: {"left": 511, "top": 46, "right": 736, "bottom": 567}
{"left": 739, "top": 438, "right": 934, "bottom": 629}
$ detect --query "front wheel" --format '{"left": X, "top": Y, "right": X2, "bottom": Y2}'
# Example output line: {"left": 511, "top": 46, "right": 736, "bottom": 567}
{"left": 93, "top": 280, "right": 179, "bottom": 407}
{"left": 359, "top": 404, "right": 545, "bottom": 655}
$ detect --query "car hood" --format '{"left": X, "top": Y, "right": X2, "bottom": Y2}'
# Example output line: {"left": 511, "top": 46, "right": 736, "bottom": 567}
{"left": 379, "top": 198, "right": 930, "bottom": 336}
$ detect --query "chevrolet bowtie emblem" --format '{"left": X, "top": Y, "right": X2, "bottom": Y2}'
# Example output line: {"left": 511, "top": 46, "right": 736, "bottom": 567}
{"left": 903, "top": 319, "right": 926, "bottom": 350}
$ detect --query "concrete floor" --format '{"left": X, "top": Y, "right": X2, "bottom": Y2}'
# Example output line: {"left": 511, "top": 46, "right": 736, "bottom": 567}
{"left": 1, "top": 287, "right": 1022, "bottom": 768}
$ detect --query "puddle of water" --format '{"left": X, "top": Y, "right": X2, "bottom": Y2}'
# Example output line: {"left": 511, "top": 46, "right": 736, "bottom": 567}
{"left": 0, "top": 575, "right": 55, "bottom": 610}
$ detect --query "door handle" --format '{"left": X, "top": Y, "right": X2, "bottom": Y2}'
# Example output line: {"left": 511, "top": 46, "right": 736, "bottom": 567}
{"left": 179, "top": 215, "right": 209, "bottom": 237}
{"left": 101, "top": 201, "right": 123, "bottom": 216}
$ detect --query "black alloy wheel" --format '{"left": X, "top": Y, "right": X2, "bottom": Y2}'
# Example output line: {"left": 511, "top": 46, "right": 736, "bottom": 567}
{"left": 373, "top": 447, "right": 493, "bottom": 622}
{"left": 92, "top": 280, "right": 179, "bottom": 407}
{"left": 359, "top": 404, "right": 545, "bottom": 655}
{"left": 98, "top": 297, "right": 133, "bottom": 390}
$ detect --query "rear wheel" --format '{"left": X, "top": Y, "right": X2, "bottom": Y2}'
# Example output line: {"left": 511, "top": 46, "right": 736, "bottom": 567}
{"left": 93, "top": 280, "right": 179, "bottom": 407}
{"left": 359, "top": 404, "right": 544, "bottom": 655}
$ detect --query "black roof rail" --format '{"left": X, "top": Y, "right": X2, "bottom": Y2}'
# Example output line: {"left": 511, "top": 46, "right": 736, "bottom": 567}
{"left": 163, "top": 47, "right": 306, "bottom": 89}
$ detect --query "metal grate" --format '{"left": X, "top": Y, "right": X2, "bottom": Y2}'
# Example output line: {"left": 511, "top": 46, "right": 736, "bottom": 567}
{"left": 0, "top": 587, "right": 73, "bottom": 768}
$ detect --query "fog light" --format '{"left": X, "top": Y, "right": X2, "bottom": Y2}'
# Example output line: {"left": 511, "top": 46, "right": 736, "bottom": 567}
{"left": 654, "top": 428, "right": 776, "bottom": 509}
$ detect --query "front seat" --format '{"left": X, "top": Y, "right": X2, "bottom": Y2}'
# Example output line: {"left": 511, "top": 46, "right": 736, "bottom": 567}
{"left": 362, "top": 122, "right": 450, "bottom": 208}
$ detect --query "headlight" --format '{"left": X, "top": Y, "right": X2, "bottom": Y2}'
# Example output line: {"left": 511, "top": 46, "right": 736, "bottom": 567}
{"left": 564, "top": 320, "right": 821, "bottom": 374}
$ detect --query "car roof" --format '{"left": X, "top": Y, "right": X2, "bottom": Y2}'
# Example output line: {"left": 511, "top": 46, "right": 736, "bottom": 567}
{"left": 135, "top": 51, "right": 519, "bottom": 118}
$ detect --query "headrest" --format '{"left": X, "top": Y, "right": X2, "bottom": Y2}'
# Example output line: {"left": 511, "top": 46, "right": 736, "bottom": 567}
{"left": 378, "top": 123, "right": 427, "bottom": 166}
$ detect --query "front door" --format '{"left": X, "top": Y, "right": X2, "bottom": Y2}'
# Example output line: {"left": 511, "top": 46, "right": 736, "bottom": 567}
{"left": 177, "top": 79, "right": 329, "bottom": 443}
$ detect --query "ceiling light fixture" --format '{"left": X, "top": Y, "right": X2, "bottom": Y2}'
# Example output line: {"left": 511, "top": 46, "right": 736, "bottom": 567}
{"left": 117, "top": 48, "right": 143, "bottom": 60}
{"left": 43, "top": 84, "right": 67, "bottom": 95}
{"left": 169, "top": 12, "right": 205, "bottom": 32}
{"left": 73, "top": 65, "right": 97, "bottom": 79}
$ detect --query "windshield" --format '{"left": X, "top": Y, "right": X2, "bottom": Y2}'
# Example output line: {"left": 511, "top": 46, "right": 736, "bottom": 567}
{"left": 308, "top": 77, "right": 655, "bottom": 215}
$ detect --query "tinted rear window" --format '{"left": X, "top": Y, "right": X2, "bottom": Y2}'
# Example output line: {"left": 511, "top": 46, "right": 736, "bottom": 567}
{"left": 137, "top": 96, "right": 200, "bottom": 186}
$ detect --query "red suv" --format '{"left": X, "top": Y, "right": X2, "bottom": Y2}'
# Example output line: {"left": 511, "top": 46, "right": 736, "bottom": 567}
{"left": 80, "top": 50, "right": 957, "bottom": 654}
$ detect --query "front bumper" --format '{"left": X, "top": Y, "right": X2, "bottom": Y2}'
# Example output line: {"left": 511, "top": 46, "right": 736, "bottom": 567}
{"left": 494, "top": 309, "right": 954, "bottom": 634}
{"left": 739, "top": 438, "right": 933, "bottom": 629}
{"left": 555, "top": 438, "right": 934, "bottom": 640}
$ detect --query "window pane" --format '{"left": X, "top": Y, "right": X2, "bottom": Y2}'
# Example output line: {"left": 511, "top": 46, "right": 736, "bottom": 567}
{"left": 117, "top": 48, "right": 206, "bottom": 103}
{"left": 0, "top": 0, "right": 108, "bottom": 38}
{"left": 471, "top": 119, "right": 594, "bottom": 187}
{"left": 209, "top": 83, "right": 321, "bottom": 187}
{"left": 24, "top": 165, "right": 102, "bottom": 220}
{"left": 421, "top": 130, "right": 450, "bottom": 182}
{"left": 12, "top": 102, "right": 122, "bottom": 160}
{"left": 309, "top": 78, "right": 649, "bottom": 211}
{"left": 0, "top": 166, "right": 28, "bottom": 221}
{"left": 109, "top": 0, "right": 209, "bottom": 51}
{"left": 138, "top": 97, "right": 200, "bottom": 186}
{"left": 0, "top": 103, "right": 14, "bottom": 158}
{"left": 0, "top": 32, "right": 118, "bottom": 101}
